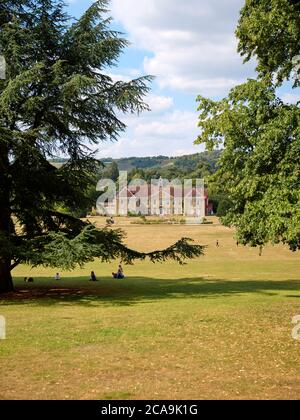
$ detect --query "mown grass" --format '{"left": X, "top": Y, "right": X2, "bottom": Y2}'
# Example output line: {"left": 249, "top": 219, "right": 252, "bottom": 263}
{"left": 1, "top": 218, "right": 300, "bottom": 400}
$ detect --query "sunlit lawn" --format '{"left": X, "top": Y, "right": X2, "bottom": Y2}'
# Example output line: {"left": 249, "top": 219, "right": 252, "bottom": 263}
{"left": 1, "top": 218, "right": 300, "bottom": 400}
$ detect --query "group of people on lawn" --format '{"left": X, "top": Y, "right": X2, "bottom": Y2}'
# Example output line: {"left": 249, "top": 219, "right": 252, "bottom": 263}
{"left": 89, "top": 265, "right": 125, "bottom": 281}
{"left": 53, "top": 265, "right": 125, "bottom": 283}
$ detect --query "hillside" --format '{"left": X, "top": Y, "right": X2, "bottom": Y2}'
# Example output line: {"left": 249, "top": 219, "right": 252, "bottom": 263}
{"left": 50, "top": 151, "right": 221, "bottom": 173}
{"left": 101, "top": 156, "right": 174, "bottom": 171}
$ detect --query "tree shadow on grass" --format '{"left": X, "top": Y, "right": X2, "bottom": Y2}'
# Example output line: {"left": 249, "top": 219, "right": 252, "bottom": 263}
{"left": 1, "top": 277, "right": 300, "bottom": 307}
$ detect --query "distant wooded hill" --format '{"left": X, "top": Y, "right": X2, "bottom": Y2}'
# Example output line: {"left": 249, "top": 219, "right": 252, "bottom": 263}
{"left": 50, "top": 151, "right": 221, "bottom": 174}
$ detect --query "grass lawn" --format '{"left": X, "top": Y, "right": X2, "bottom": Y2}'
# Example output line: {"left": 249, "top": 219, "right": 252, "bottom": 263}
{"left": 1, "top": 217, "right": 300, "bottom": 400}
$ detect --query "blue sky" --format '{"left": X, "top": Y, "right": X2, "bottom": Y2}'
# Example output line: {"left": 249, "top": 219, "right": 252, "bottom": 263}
{"left": 66, "top": 0, "right": 299, "bottom": 158}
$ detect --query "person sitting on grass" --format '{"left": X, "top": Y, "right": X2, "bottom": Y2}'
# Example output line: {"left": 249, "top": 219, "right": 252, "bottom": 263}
{"left": 54, "top": 273, "right": 61, "bottom": 281}
{"left": 90, "top": 271, "right": 97, "bottom": 282}
{"left": 106, "top": 217, "right": 115, "bottom": 227}
{"left": 112, "top": 265, "right": 125, "bottom": 279}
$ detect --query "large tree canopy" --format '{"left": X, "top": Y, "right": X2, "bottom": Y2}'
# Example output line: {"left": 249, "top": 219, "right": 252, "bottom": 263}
{"left": 195, "top": 0, "right": 300, "bottom": 251}
{"left": 237, "top": 0, "right": 300, "bottom": 86}
{"left": 0, "top": 0, "right": 205, "bottom": 293}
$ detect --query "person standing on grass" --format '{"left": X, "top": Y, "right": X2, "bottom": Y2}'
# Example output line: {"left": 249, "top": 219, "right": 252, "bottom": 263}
{"left": 90, "top": 271, "right": 97, "bottom": 282}
{"left": 216, "top": 240, "right": 220, "bottom": 248}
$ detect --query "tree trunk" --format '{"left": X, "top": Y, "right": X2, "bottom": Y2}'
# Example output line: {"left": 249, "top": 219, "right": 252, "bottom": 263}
{"left": 0, "top": 258, "right": 14, "bottom": 293}
{"left": 0, "top": 142, "right": 14, "bottom": 293}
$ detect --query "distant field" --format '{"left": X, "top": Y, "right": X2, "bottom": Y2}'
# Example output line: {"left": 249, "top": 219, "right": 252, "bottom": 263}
{"left": 1, "top": 217, "right": 300, "bottom": 400}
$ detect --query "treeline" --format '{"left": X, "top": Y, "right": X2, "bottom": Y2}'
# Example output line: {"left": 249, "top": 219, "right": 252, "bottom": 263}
{"left": 49, "top": 151, "right": 221, "bottom": 176}
{"left": 126, "top": 151, "right": 221, "bottom": 183}
{"left": 101, "top": 151, "right": 221, "bottom": 173}
{"left": 103, "top": 156, "right": 171, "bottom": 171}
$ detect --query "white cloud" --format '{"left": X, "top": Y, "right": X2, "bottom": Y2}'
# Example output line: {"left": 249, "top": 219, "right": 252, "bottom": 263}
{"left": 97, "top": 0, "right": 254, "bottom": 158}
{"left": 111, "top": 0, "right": 255, "bottom": 96}
{"left": 105, "top": 68, "right": 143, "bottom": 83}
{"left": 97, "top": 108, "right": 201, "bottom": 158}
{"left": 147, "top": 94, "right": 174, "bottom": 113}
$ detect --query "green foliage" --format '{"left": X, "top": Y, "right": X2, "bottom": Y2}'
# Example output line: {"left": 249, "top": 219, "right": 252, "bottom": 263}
{"left": 100, "top": 151, "right": 220, "bottom": 174}
{"left": 216, "top": 199, "right": 232, "bottom": 218}
{"left": 101, "top": 161, "right": 119, "bottom": 182}
{"left": 17, "top": 224, "right": 205, "bottom": 269}
{"left": 114, "top": 156, "right": 171, "bottom": 171}
{"left": 196, "top": 79, "right": 300, "bottom": 250}
{"left": 125, "top": 151, "right": 221, "bottom": 184}
{"left": 237, "top": 0, "right": 300, "bottom": 86}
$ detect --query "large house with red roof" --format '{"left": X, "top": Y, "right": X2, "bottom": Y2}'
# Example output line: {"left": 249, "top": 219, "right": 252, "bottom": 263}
{"left": 100, "top": 180, "right": 213, "bottom": 217}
